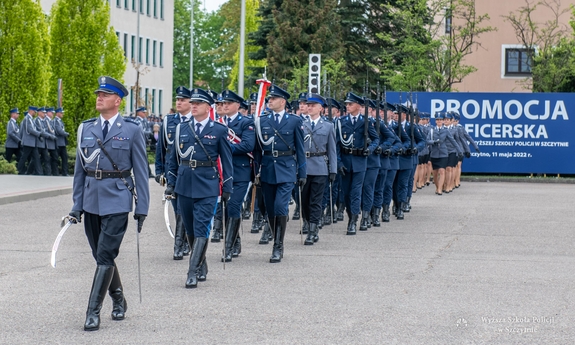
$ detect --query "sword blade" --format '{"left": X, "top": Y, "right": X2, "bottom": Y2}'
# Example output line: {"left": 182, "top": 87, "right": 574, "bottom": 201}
{"left": 51, "top": 221, "right": 73, "bottom": 268}
{"left": 136, "top": 226, "right": 142, "bottom": 303}
{"left": 164, "top": 198, "right": 175, "bottom": 238}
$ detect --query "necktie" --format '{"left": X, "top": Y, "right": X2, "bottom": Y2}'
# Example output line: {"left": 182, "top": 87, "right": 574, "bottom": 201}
{"left": 196, "top": 123, "right": 202, "bottom": 136}
{"left": 226, "top": 117, "right": 230, "bottom": 125}
{"left": 352, "top": 117, "right": 356, "bottom": 126}
{"left": 311, "top": 121, "right": 315, "bottom": 130}
{"left": 103, "top": 120, "right": 109, "bottom": 139}
{"left": 275, "top": 113, "right": 280, "bottom": 125}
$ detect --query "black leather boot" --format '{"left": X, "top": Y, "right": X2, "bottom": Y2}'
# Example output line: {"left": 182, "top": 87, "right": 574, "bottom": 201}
{"left": 173, "top": 214, "right": 185, "bottom": 260}
{"left": 301, "top": 219, "right": 309, "bottom": 234}
{"left": 183, "top": 233, "right": 191, "bottom": 256}
{"left": 197, "top": 239, "right": 209, "bottom": 282}
{"left": 292, "top": 205, "right": 300, "bottom": 220}
{"left": 336, "top": 203, "right": 345, "bottom": 221}
{"left": 242, "top": 200, "right": 251, "bottom": 219}
{"left": 382, "top": 204, "right": 390, "bottom": 222}
{"left": 323, "top": 207, "right": 332, "bottom": 226}
{"left": 108, "top": 265, "right": 127, "bottom": 321}
{"left": 186, "top": 237, "right": 208, "bottom": 288}
{"left": 211, "top": 219, "right": 223, "bottom": 243}
{"left": 396, "top": 203, "right": 405, "bottom": 220}
{"left": 313, "top": 222, "right": 319, "bottom": 242}
{"left": 372, "top": 208, "right": 381, "bottom": 227}
{"left": 232, "top": 234, "right": 241, "bottom": 257}
{"left": 331, "top": 205, "right": 338, "bottom": 224}
{"left": 251, "top": 212, "right": 262, "bottom": 233}
{"left": 259, "top": 216, "right": 274, "bottom": 244}
{"left": 347, "top": 214, "right": 358, "bottom": 235}
{"left": 84, "top": 265, "right": 114, "bottom": 331}
{"left": 405, "top": 197, "right": 412, "bottom": 211}
{"left": 304, "top": 223, "right": 317, "bottom": 245}
{"left": 360, "top": 210, "right": 370, "bottom": 231}
{"left": 222, "top": 218, "right": 239, "bottom": 262}
{"left": 270, "top": 216, "right": 287, "bottom": 263}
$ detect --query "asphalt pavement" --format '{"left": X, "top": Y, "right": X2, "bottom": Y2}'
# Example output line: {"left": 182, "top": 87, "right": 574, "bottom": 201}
{"left": 0, "top": 176, "right": 574, "bottom": 344}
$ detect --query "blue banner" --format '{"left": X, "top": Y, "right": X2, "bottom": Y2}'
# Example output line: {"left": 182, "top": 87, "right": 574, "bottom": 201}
{"left": 385, "top": 92, "right": 573, "bottom": 174}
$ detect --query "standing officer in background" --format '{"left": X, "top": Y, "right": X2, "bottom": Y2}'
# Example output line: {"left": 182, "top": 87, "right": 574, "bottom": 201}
{"left": 5, "top": 108, "right": 21, "bottom": 163}
{"left": 166, "top": 88, "right": 233, "bottom": 288}
{"left": 135, "top": 107, "right": 154, "bottom": 178}
{"left": 54, "top": 108, "right": 70, "bottom": 176}
{"left": 44, "top": 108, "right": 60, "bottom": 176}
{"left": 220, "top": 89, "right": 255, "bottom": 262}
{"left": 69, "top": 76, "right": 149, "bottom": 331}
{"left": 155, "top": 86, "right": 192, "bottom": 260}
{"left": 300, "top": 93, "right": 336, "bottom": 245}
{"left": 254, "top": 84, "right": 306, "bottom": 263}
{"left": 34, "top": 107, "right": 53, "bottom": 175}
{"left": 18, "top": 106, "right": 42, "bottom": 175}
{"left": 335, "top": 92, "right": 379, "bottom": 235}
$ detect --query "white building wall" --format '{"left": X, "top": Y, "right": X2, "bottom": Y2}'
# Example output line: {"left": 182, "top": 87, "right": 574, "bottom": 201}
{"left": 41, "top": 0, "right": 174, "bottom": 116}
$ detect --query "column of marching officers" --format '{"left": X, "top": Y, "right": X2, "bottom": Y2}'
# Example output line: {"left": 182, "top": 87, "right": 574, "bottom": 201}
{"left": 154, "top": 83, "right": 481, "bottom": 289}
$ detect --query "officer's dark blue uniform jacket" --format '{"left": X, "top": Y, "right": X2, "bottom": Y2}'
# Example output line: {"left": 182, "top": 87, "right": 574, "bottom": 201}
{"left": 335, "top": 114, "right": 379, "bottom": 172}
{"left": 378, "top": 120, "right": 401, "bottom": 171}
{"left": 255, "top": 113, "right": 306, "bottom": 184}
{"left": 167, "top": 120, "right": 233, "bottom": 198}
{"left": 228, "top": 114, "right": 255, "bottom": 182}
{"left": 155, "top": 113, "right": 182, "bottom": 176}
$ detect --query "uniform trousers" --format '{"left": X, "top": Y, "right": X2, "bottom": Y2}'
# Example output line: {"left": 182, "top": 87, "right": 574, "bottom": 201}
{"left": 383, "top": 169, "right": 398, "bottom": 205}
{"left": 179, "top": 195, "right": 218, "bottom": 238}
{"left": 361, "top": 167, "right": 379, "bottom": 211}
{"left": 261, "top": 181, "right": 293, "bottom": 217}
{"left": 37, "top": 147, "right": 51, "bottom": 175}
{"left": 406, "top": 161, "right": 417, "bottom": 198}
{"left": 301, "top": 175, "right": 327, "bottom": 224}
{"left": 18, "top": 146, "right": 41, "bottom": 175}
{"left": 57, "top": 146, "right": 68, "bottom": 175}
{"left": 341, "top": 170, "right": 366, "bottom": 215}
{"left": 227, "top": 181, "right": 250, "bottom": 218}
{"left": 394, "top": 168, "right": 411, "bottom": 203}
{"left": 84, "top": 212, "right": 129, "bottom": 266}
{"left": 373, "top": 168, "right": 388, "bottom": 208}
{"left": 5, "top": 147, "right": 21, "bottom": 164}
{"left": 49, "top": 149, "right": 60, "bottom": 176}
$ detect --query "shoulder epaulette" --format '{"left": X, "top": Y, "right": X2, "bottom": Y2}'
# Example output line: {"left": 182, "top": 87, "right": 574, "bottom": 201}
{"left": 82, "top": 117, "right": 97, "bottom": 123}
{"left": 213, "top": 120, "right": 227, "bottom": 128}
{"left": 123, "top": 118, "right": 139, "bottom": 125}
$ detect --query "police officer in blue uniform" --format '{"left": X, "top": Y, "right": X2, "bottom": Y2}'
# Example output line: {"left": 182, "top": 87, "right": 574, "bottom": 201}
{"left": 155, "top": 86, "right": 192, "bottom": 260}
{"left": 335, "top": 92, "right": 379, "bottom": 235}
{"left": 69, "top": 76, "right": 150, "bottom": 331}
{"left": 54, "top": 108, "right": 70, "bottom": 175}
{"left": 5, "top": 108, "right": 21, "bottom": 163}
{"left": 44, "top": 107, "right": 60, "bottom": 176}
{"left": 403, "top": 107, "right": 426, "bottom": 212}
{"left": 453, "top": 112, "right": 480, "bottom": 188}
{"left": 300, "top": 93, "right": 336, "bottom": 245}
{"left": 220, "top": 89, "right": 256, "bottom": 262}
{"left": 427, "top": 112, "right": 463, "bottom": 195}
{"left": 34, "top": 107, "right": 53, "bottom": 175}
{"left": 254, "top": 84, "right": 306, "bottom": 263}
{"left": 360, "top": 100, "right": 382, "bottom": 230}
{"left": 166, "top": 88, "right": 233, "bottom": 288}
{"left": 18, "top": 106, "right": 42, "bottom": 175}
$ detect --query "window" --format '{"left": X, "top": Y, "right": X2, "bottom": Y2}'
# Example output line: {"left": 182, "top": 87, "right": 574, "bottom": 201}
{"left": 124, "top": 0, "right": 129, "bottom": 9}
{"left": 504, "top": 47, "right": 533, "bottom": 76}
{"left": 130, "top": 35, "right": 136, "bottom": 60}
{"left": 153, "top": 0, "right": 157, "bottom": 17}
{"left": 115, "top": 31, "right": 120, "bottom": 41}
{"left": 130, "top": 89, "right": 134, "bottom": 113}
{"left": 159, "top": 41, "right": 163, "bottom": 67}
{"left": 139, "top": 0, "right": 144, "bottom": 14}
{"left": 152, "top": 40, "right": 157, "bottom": 66}
{"left": 152, "top": 89, "right": 156, "bottom": 114}
{"left": 116, "top": 0, "right": 121, "bottom": 7}
{"left": 147, "top": 0, "right": 150, "bottom": 16}
{"left": 145, "top": 38, "right": 150, "bottom": 64}
{"left": 132, "top": 0, "right": 136, "bottom": 11}
{"left": 123, "top": 33, "right": 128, "bottom": 57}
{"left": 158, "top": 89, "right": 163, "bottom": 116}
{"left": 145, "top": 88, "right": 149, "bottom": 109}
{"left": 138, "top": 37, "right": 143, "bottom": 63}
{"left": 160, "top": 0, "right": 164, "bottom": 19}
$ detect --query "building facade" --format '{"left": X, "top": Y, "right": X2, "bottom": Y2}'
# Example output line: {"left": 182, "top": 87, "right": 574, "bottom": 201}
{"left": 41, "top": 0, "right": 174, "bottom": 117}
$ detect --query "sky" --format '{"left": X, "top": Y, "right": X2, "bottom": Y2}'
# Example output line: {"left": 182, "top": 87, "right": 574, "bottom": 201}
{"left": 203, "top": 0, "right": 228, "bottom": 13}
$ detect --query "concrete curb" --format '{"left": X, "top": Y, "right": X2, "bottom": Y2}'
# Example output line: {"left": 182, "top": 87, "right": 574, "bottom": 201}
{"left": 0, "top": 186, "right": 73, "bottom": 205}
{"left": 460, "top": 176, "right": 575, "bottom": 184}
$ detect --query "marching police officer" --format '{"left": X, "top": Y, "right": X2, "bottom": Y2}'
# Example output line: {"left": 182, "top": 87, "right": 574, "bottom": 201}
{"left": 220, "top": 89, "right": 255, "bottom": 262}
{"left": 155, "top": 86, "right": 192, "bottom": 260}
{"left": 300, "top": 93, "right": 336, "bottom": 245}
{"left": 18, "top": 106, "right": 42, "bottom": 175}
{"left": 253, "top": 84, "right": 306, "bottom": 263}
{"left": 5, "top": 108, "right": 21, "bottom": 163}
{"left": 34, "top": 107, "right": 53, "bottom": 175}
{"left": 166, "top": 88, "right": 233, "bottom": 288}
{"left": 69, "top": 76, "right": 150, "bottom": 331}
{"left": 54, "top": 108, "right": 70, "bottom": 176}
{"left": 134, "top": 107, "right": 154, "bottom": 178}
{"left": 335, "top": 92, "right": 379, "bottom": 235}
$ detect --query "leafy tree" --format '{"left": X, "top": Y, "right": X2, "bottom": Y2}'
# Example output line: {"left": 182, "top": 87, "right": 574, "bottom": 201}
{"left": 49, "top": 0, "right": 125, "bottom": 146}
{"left": 0, "top": 0, "right": 51, "bottom": 143}
{"left": 503, "top": 0, "right": 575, "bottom": 92}
{"left": 173, "top": 0, "right": 228, "bottom": 94}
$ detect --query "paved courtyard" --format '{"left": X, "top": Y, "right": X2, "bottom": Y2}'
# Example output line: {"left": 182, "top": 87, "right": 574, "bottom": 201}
{"left": 0, "top": 180, "right": 573, "bottom": 344}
